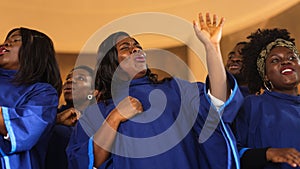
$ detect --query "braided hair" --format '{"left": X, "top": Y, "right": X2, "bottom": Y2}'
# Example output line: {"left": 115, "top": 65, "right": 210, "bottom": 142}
{"left": 242, "top": 28, "right": 295, "bottom": 94}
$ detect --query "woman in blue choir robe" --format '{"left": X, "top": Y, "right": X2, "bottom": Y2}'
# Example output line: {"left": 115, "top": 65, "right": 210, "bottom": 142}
{"left": 0, "top": 27, "right": 62, "bottom": 168}
{"left": 234, "top": 28, "right": 300, "bottom": 169}
{"left": 67, "top": 13, "right": 243, "bottom": 169}
{"left": 46, "top": 65, "right": 95, "bottom": 169}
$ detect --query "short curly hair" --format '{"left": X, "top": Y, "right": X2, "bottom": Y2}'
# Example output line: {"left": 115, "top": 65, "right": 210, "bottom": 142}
{"left": 242, "top": 28, "right": 295, "bottom": 94}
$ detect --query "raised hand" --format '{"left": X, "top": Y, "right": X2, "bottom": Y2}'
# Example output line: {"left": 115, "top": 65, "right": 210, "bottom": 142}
{"left": 193, "top": 12, "right": 225, "bottom": 46}
{"left": 267, "top": 148, "right": 300, "bottom": 167}
{"left": 192, "top": 12, "right": 228, "bottom": 101}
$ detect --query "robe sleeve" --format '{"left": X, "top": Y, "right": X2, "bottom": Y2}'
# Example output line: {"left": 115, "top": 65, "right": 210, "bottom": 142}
{"left": 66, "top": 104, "right": 112, "bottom": 169}
{"left": 234, "top": 97, "right": 268, "bottom": 169}
{"left": 0, "top": 84, "right": 58, "bottom": 155}
{"left": 187, "top": 73, "right": 243, "bottom": 169}
{"left": 66, "top": 122, "right": 95, "bottom": 169}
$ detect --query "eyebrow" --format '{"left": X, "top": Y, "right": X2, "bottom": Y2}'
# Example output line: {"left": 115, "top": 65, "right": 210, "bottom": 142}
{"left": 228, "top": 52, "right": 235, "bottom": 56}
{"left": 119, "top": 42, "right": 131, "bottom": 46}
{"left": 74, "top": 73, "right": 89, "bottom": 77}
{"left": 119, "top": 39, "right": 140, "bottom": 46}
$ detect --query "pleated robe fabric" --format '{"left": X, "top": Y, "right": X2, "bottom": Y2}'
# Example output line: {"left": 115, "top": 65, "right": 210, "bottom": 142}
{"left": 67, "top": 75, "right": 243, "bottom": 169}
{"left": 0, "top": 68, "right": 58, "bottom": 169}
{"left": 235, "top": 90, "right": 300, "bottom": 169}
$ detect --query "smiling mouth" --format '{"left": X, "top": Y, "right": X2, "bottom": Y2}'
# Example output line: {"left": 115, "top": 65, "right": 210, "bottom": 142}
{"left": 229, "top": 65, "right": 240, "bottom": 70}
{"left": 281, "top": 68, "right": 294, "bottom": 75}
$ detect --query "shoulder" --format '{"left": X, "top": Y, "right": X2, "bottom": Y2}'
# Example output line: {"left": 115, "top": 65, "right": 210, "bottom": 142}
{"left": 23, "top": 82, "right": 57, "bottom": 96}
{"left": 243, "top": 94, "right": 263, "bottom": 105}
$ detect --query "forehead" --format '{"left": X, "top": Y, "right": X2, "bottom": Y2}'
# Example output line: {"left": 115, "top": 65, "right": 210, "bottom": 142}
{"left": 116, "top": 36, "right": 137, "bottom": 46}
{"left": 68, "top": 68, "right": 92, "bottom": 77}
{"left": 269, "top": 46, "right": 294, "bottom": 54}
{"left": 73, "top": 68, "right": 91, "bottom": 75}
{"left": 7, "top": 30, "right": 21, "bottom": 39}
{"left": 234, "top": 44, "right": 245, "bottom": 51}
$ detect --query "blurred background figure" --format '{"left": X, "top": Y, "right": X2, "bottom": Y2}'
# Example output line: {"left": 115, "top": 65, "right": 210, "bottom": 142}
{"left": 225, "top": 41, "right": 250, "bottom": 97}
{"left": 46, "top": 65, "right": 96, "bottom": 169}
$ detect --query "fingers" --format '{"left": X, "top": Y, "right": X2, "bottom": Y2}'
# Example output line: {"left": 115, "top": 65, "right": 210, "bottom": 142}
{"left": 213, "top": 14, "right": 217, "bottom": 26}
{"left": 268, "top": 148, "right": 300, "bottom": 167}
{"left": 128, "top": 96, "right": 143, "bottom": 113}
{"left": 205, "top": 13, "right": 211, "bottom": 26}
{"left": 114, "top": 96, "right": 144, "bottom": 122}
{"left": 198, "top": 13, "right": 206, "bottom": 29}
{"left": 288, "top": 149, "right": 300, "bottom": 167}
{"left": 217, "top": 17, "right": 225, "bottom": 28}
{"left": 196, "top": 12, "right": 224, "bottom": 29}
{"left": 56, "top": 108, "right": 80, "bottom": 126}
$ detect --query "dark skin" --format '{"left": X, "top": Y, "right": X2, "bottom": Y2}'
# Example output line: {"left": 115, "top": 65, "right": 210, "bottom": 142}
{"left": 226, "top": 43, "right": 245, "bottom": 75}
{"left": 265, "top": 46, "right": 300, "bottom": 96}
{"left": 93, "top": 12, "right": 228, "bottom": 168}
{"left": 56, "top": 68, "right": 94, "bottom": 126}
{"left": 0, "top": 30, "right": 22, "bottom": 136}
{"left": 264, "top": 46, "right": 300, "bottom": 167}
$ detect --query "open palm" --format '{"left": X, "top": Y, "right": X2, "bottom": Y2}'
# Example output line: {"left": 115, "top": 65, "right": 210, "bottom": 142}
{"left": 193, "top": 12, "right": 225, "bottom": 45}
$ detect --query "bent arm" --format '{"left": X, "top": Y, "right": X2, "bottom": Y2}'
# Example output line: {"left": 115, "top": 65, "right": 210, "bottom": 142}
{"left": 93, "top": 108, "right": 122, "bottom": 167}
{"left": 193, "top": 12, "right": 228, "bottom": 101}
{"left": 93, "top": 96, "right": 143, "bottom": 168}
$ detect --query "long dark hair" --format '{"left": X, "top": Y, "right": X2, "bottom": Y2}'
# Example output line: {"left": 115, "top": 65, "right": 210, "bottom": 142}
{"left": 243, "top": 28, "right": 295, "bottom": 94}
{"left": 7, "top": 27, "right": 62, "bottom": 96}
{"left": 94, "top": 31, "right": 169, "bottom": 101}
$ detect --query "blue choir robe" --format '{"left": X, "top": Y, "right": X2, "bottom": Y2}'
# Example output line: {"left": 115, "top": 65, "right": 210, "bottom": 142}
{"left": 46, "top": 105, "right": 73, "bottom": 169}
{"left": 67, "top": 75, "right": 243, "bottom": 169}
{"left": 0, "top": 68, "right": 58, "bottom": 169}
{"left": 235, "top": 90, "right": 300, "bottom": 169}
{"left": 239, "top": 86, "right": 251, "bottom": 98}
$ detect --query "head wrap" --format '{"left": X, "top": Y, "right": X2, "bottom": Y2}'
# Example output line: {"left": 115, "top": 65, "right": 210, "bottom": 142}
{"left": 257, "top": 38, "right": 299, "bottom": 79}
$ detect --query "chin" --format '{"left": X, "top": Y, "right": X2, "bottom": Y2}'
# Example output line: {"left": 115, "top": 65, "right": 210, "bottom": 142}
{"left": 134, "top": 70, "right": 147, "bottom": 79}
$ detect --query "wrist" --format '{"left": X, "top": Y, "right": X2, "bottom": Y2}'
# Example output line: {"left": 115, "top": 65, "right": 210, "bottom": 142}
{"left": 106, "top": 110, "right": 122, "bottom": 129}
{"left": 266, "top": 147, "right": 273, "bottom": 161}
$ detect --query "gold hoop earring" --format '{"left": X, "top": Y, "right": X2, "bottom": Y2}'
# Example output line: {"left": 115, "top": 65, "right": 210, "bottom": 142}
{"left": 263, "top": 80, "right": 273, "bottom": 92}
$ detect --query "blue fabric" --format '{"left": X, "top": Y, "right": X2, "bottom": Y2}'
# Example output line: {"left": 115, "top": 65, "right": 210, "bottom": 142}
{"left": 46, "top": 105, "right": 73, "bottom": 169}
{"left": 235, "top": 90, "right": 300, "bottom": 169}
{"left": 0, "top": 68, "right": 58, "bottom": 169}
{"left": 46, "top": 125, "right": 73, "bottom": 169}
{"left": 67, "top": 75, "right": 243, "bottom": 169}
{"left": 239, "top": 86, "right": 251, "bottom": 98}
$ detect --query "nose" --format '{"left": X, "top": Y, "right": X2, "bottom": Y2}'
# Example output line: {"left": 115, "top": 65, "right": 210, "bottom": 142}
{"left": 281, "top": 59, "right": 292, "bottom": 65}
{"left": 230, "top": 59, "right": 242, "bottom": 64}
{"left": 66, "top": 77, "right": 76, "bottom": 84}
{"left": 2, "top": 42, "right": 11, "bottom": 47}
{"left": 131, "top": 47, "right": 141, "bottom": 54}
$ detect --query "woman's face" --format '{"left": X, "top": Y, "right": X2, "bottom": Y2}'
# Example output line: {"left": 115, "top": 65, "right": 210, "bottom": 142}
{"left": 63, "top": 68, "right": 93, "bottom": 104}
{"left": 265, "top": 46, "right": 300, "bottom": 93}
{"left": 0, "top": 30, "right": 21, "bottom": 70}
{"left": 116, "top": 36, "right": 147, "bottom": 79}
